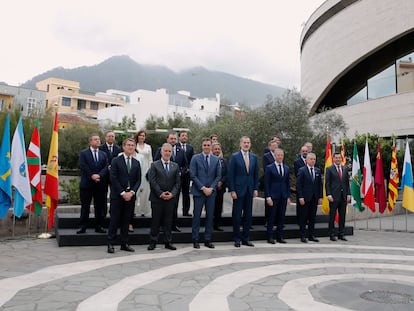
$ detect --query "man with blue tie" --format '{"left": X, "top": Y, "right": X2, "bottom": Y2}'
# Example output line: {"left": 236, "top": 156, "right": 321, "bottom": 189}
{"left": 296, "top": 152, "right": 322, "bottom": 243}
{"left": 212, "top": 142, "right": 228, "bottom": 231}
{"left": 107, "top": 138, "right": 142, "bottom": 253}
{"left": 228, "top": 136, "right": 259, "bottom": 247}
{"left": 190, "top": 138, "right": 221, "bottom": 249}
{"left": 264, "top": 148, "right": 291, "bottom": 244}
{"left": 78, "top": 134, "right": 108, "bottom": 234}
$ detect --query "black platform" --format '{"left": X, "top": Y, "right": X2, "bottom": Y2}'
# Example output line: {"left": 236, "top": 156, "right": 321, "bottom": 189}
{"left": 55, "top": 213, "right": 353, "bottom": 247}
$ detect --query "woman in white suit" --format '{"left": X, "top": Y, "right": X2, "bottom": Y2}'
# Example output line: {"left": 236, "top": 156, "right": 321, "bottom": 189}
{"left": 134, "top": 130, "right": 153, "bottom": 217}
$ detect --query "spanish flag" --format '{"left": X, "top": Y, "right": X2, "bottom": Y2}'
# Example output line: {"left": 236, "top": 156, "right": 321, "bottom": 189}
{"left": 44, "top": 113, "right": 59, "bottom": 229}
{"left": 321, "top": 135, "right": 332, "bottom": 214}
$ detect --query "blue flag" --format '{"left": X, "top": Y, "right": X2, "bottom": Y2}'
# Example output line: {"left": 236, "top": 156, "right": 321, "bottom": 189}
{"left": 0, "top": 113, "right": 12, "bottom": 218}
{"left": 11, "top": 117, "right": 32, "bottom": 218}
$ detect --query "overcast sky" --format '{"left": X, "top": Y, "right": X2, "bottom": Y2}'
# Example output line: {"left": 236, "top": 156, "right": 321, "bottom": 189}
{"left": 2, "top": 0, "right": 325, "bottom": 89}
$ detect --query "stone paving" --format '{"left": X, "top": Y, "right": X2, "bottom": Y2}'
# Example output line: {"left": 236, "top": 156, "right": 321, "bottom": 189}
{"left": 0, "top": 214, "right": 414, "bottom": 311}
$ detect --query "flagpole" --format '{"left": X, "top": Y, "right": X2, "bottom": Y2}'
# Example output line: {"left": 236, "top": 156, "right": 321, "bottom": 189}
{"left": 28, "top": 208, "right": 32, "bottom": 236}
{"left": 406, "top": 208, "right": 408, "bottom": 232}
{"left": 12, "top": 214, "right": 16, "bottom": 237}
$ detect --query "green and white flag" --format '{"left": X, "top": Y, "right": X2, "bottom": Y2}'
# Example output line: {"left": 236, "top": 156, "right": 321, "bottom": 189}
{"left": 351, "top": 141, "right": 364, "bottom": 211}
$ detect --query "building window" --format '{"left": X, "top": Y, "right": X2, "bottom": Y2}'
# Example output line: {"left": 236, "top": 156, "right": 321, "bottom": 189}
{"left": 0, "top": 99, "right": 4, "bottom": 111}
{"left": 77, "top": 99, "right": 86, "bottom": 110}
{"left": 26, "top": 97, "right": 37, "bottom": 114}
{"left": 347, "top": 86, "right": 367, "bottom": 105}
{"left": 62, "top": 97, "right": 71, "bottom": 107}
{"left": 367, "top": 64, "right": 396, "bottom": 100}
{"left": 90, "top": 101, "right": 99, "bottom": 110}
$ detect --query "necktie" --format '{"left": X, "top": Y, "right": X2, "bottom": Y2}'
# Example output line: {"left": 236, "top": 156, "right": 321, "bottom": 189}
{"left": 93, "top": 149, "right": 98, "bottom": 164}
{"left": 244, "top": 152, "right": 249, "bottom": 173}
{"left": 109, "top": 145, "right": 112, "bottom": 154}
{"left": 164, "top": 162, "right": 169, "bottom": 174}
{"left": 173, "top": 147, "right": 176, "bottom": 160}
{"left": 183, "top": 144, "right": 186, "bottom": 152}
{"left": 278, "top": 164, "right": 283, "bottom": 176}
{"left": 126, "top": 156, "right": 131, "bottom": 173}
{"left": 337, "top": 165, "right": 342, "bottom": 180}
{"left": 205, "top": 154, "right": 209, "bottom": 170}
{"left": 310, "top": 167, "right": 314, "bottom": 181}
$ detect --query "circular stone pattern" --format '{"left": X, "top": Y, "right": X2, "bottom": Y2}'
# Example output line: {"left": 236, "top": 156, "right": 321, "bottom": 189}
{"left": 360, "top": 290, "right": 413, "bottom": 304}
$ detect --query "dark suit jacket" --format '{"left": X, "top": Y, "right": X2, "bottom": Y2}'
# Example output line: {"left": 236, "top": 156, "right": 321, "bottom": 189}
{"left": 218, "top": 157, "right": 228, "bottom": 190}
{"left": 262, "top": 152, "right": 275, "bottom": 171}
{"left": 293, "top": 155, "right": 307, "bottom": 177}
{"left": 178, "top": 143, "right": 194, "bottom": 167}
{"left": 296, "top": 166, "right": 322, "bottom": 201}
{"left": 109, "top": 154, "right": 142, "bottom": 199}
{"left": 154, "top": 145, "right": 188, "bottom": 175}
{"left": 148, "top": 160, "right": 181, "bottom": 202}
{"left": 264, "top": 162, "right": 291, "bottom": 200}
{"left": 228, "top": 151, "right": 259, "bottom": 197}
{"left": 99, "top": 143, "right": 122, "bottom": 165}
{"left": 190, "top": 153, "right": 221, "bottom": 197}
{"left": 325, "top": 164, "right": 350, "bottom": 201}
{"left": 79, "top": 148, "right": 108, "bottom": 189}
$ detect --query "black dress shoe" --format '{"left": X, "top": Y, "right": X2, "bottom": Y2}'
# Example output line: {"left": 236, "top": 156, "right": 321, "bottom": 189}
{"left": 214, "top": 227, "right": 224, "bottom": 232}
{"left": 76, "top": 228, "right": 86, "bottom": 234}
{"left": 107, "top": 244, "right": 115, "bottom": 254}
{"left": 338, "top": 236, "right": 348, "bottom": 241}
{"left": 147, "top": 243, "right": 156, "bottom": 251}
{"left": 120, "top": 244, "right": 135, "bottom": 252}
{"left": 172, "top": 226, "right": 181, "bottom": 232}
{"left": 301, "top": 237, "right": 308, "bottom": 243}
{"left": 204, "top": 241, "right": 215, "bottom": 249}
{"left": 330, "top": 236, "right": 337, "bottom": 241}
{"left": 242, "top": 240, "right": 254, "bottom": 247}
{"left": 308, "top": 236, "right": 319, "bottom": 242}
{"left": 277, "top": 238, "right": 287, "bottom": 244}
{"left": 267, "top": 238, "right": 275, "bottom": 244}
{"left": 165, "top": 243, "right": 177, "bottom": 250}
{"left": 193, "top": 242, "right": 200, "bottom": 249}
{"left": 95, "top": 227, "right": 107, "bottom": 234}
{"left": 234, "top": 242, "right": 241, "bottom": 248}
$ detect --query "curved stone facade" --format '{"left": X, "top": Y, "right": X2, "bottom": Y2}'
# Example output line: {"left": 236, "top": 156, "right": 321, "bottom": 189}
{"left": 301, "top": 0, "right": 414, "bottom": 138}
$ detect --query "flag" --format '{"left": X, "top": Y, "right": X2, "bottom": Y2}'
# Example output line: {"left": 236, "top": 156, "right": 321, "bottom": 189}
{"left": 321, "top": 135, "right": 332, "bottom": 214}
{"left": 362, "top": 139, "right": 375, "bottom": 212}
{"left": 44, "top": 112, "right": 59, "bottom": 229}
{"left": 387, "top": 142, "right": 399, "bottom": 213}
{"left": 26, "top": 120, "right": 42, "bottom": 216}
{"left": 375, "top": 141, "right": 386, "bottom": 213}
{"left": 351, "top": 141, "right": 364, "bottom": 211}
{"left": 11, "top": 117, "right": 32, "bottom": 217}
{"left": 0, "top": 113, "right": 12, "bottom": 218}
{"left": 401, "top": 140, "right": 414, "bottom": 213}
{"left": 340, "top": 142, "right": 346, "bottom": 166}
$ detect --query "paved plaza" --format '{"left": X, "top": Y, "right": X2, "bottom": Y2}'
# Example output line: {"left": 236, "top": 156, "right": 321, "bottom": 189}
{"left": 0, "top": 214, "right": 414, "bottom": 311}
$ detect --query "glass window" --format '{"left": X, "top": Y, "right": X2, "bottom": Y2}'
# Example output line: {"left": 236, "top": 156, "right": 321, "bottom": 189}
{"left": 397, "top": 52, "right": 414, "bottom": 93}
{"left": 347, "top": 86, "right": 367, "bottom": 105}
{"left": 62, "top": 97, "right": 71, "bottom": 107}
{"left": 90, "top": 101, "right": 99, "bottom": 110}
{"left": 367, "top": 64, "right": 396, "bottom": 99}
{"left": 77, "top": 99, "right": 86, "bottom": 110}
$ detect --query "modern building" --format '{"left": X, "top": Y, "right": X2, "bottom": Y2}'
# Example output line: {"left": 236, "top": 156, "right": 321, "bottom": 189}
{"left": 36, "top": 78, "right": 125, "bottom": 119}
{"left": 97, "top": 88, "right": 220, "bottom": 130}
{"left": 0, "top": 84, "right": 46, "bottom": 116}
{"left": 301, "top": 0, "right": 414, "bottom": 140}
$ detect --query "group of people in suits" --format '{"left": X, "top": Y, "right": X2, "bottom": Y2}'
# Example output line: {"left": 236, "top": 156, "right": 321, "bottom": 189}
{"left": 77, "top": 130, "right": 350, "bottom": 254}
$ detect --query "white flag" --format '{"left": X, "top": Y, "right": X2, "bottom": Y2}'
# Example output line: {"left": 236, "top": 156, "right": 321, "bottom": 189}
{"left": 11, "top": 117, "right": 32, "bottom": 217}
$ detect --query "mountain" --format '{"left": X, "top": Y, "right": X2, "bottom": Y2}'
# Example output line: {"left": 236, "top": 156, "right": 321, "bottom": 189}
{"left": 21, "top": 55, "right": 285, "bottom": 106}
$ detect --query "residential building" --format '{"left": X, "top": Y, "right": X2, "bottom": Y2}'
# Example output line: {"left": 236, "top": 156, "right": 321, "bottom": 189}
{"left": 0, "top": 84, "right": 46, "bottom": 116}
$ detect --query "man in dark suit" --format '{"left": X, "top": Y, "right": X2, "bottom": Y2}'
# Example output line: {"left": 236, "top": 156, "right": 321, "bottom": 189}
{"left": 77, "top": 134, "right": 108, "bottom": 234}
{"left": 228, "top": 136, "right": 259, "bottom": 247}
{"left": 263, "top": 140, "right": 278, "bottom": 225}
{"left": 264, "top": 148, "right": 291, "bottom": 244}
{"left": 212, "top": 142, "right": 227, "bottom": 231}
{"left": 178, "top": 130, "right": 194, "bottom": 216}
{"left": 190, "top": 138, "right": 221, "bottom": 249}
{"left": 147, "top": 143, "right": 181, "bottom": 251}
{"left": 154, "top": 131, "right": 188, "bottom": 232}
{"left": 296, "top": 152, "right": 322, "bottom": 243}
{"left": 293, "top": 145, "right": 308, "bottom": 224}
{"left": 107, "top": 138, "right": 142, "bottom": 253}
{"left": 325, "top": 152, "right": 351, "bottom": 241}
{"left": 99, "top": 130, "right": 122, "bottom": 217}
